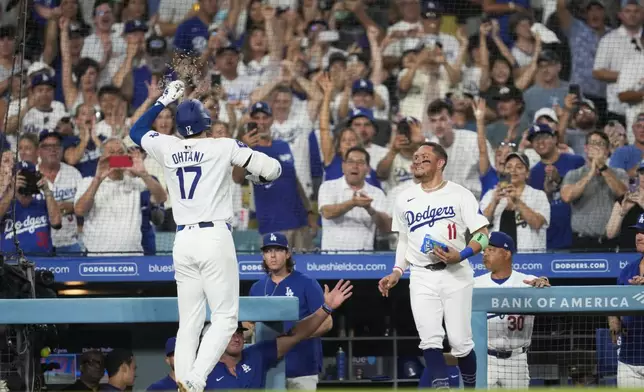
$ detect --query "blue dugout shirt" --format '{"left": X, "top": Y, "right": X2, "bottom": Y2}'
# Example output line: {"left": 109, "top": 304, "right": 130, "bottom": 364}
{"left": 253, "top": 141, "right": 308, "bottom": 234}
{"left": 249, "top": 270, "right": 324, "bottom": 378}
{"left": 324, "top": 155, "right": 381, "bottom": 189}
{"left": 529, "top": 153, "right": 585, "bottom": 249}
{"left": 617, "top": 258, "right": 644, "bottom": 366}
{"left": 1, "top": 195, "right": 54, "bottom": 255}
{"left": 146, "top": 375, "right": 176, "bottom": 391}
{"left": 205, "top": 340, "right": 279, "bottom": 389}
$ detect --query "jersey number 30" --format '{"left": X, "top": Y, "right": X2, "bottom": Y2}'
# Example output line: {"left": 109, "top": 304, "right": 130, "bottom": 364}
{"left": 176, "top": 166, "right": 202, "bottom": 199}
{"left": 507, "top": 315, "right": 525, "bottom": 331}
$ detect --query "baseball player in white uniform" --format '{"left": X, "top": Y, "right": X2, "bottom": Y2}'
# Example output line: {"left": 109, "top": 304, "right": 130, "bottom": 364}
{"left": 378, "top": 142, "right": 490, "bottom": 389}
{"left": 129, "top": 81, "right": 282, "bottom": 392}
{"left": 475, "top": 231, "right": 550, "bottom": 389}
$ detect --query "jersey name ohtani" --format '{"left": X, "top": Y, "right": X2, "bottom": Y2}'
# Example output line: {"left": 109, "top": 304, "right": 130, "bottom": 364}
{"left": 405, "top": 205, "right": 456, "bottom": 232}
{"left": 171, "top": 150, "right": 204, "bottom": 164}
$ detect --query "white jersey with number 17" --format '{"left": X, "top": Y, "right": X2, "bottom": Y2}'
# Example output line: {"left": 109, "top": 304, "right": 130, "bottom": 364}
{"left": 140, "top": 131, "right": 254, "bottom": 226}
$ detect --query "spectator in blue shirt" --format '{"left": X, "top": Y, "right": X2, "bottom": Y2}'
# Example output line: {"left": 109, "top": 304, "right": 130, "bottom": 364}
{"left": 0, "top": 161, "right": 62, "bottom": 255}
{"left": 528, "top": 123, "right": 585, "bottom": 249}
{"left": 609, "top": 212, "right": 644, "bottom": 387}
{"left": 248, "top": 232, "right": 330, "bottom": 390}
{"left": 101, "top": 349, "right": 136, "bottom": 391}
{"left": 240, "top": 102, "right": 316, "bottom": 251}
{"left": 63, "top": 103, "right": 106, "bottom": 177}
{"left": 147, "top": 338, "right": 177, "bottom": 391}
{"left": 173, "top": 0, "right": 219, "bottom": 55}
{"left": 610, "top": 113, "right": 644, "bottom": 178}
{"left": 205, "top": 279, "right": 353, "bottom": 390}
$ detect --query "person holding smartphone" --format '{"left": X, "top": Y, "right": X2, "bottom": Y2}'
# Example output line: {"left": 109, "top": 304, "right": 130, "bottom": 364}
{"left": 73, "top": 137, "right": 167, "bottom": 255}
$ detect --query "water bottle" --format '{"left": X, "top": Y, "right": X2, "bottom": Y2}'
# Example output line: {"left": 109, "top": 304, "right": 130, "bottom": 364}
{"left": 336, "top": 346, "right": 346, "bottom": 380}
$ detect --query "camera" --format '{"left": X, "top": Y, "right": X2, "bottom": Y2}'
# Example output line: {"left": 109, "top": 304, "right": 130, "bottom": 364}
{"left": 17, "top": 170, "right": 42, "bottom": 196}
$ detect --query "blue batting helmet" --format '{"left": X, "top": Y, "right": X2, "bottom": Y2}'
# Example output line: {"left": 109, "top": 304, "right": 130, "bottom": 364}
{"left": 176, "top": 99, "right": 211, "bottom": 138}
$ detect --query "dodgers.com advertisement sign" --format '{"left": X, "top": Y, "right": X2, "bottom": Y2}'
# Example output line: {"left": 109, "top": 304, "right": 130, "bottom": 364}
{"left": 28, "top": 252, "right": 638, "bottom": 284}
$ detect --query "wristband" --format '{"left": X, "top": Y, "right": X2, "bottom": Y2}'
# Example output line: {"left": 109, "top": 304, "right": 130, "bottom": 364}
{"left": 459, "top": 246, "right": 475, "bottom": 261}
{"left": 321, "top": 304, "right": 333, "bottom": 315}
{"left": 598, "top": 165, "right": 608, "bottom": 173}
{"left": 393, "top": 266, "right": 404, "bottom": 276}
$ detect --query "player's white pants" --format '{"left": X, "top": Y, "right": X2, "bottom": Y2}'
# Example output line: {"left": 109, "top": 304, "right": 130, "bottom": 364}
{"left": 286, "top": 375, "right": 319, "bottom": 390}
{"left": 172, "top": 222, "right": 239, "bottom": 389}
{"left": 617, "top": 361, "right": 644, "bottom": 388}
{"left": 409, "top": 265, "right": 474, "bottom": 357}
{"left": 487, "top": 352, "right": 529, "bottom": 389}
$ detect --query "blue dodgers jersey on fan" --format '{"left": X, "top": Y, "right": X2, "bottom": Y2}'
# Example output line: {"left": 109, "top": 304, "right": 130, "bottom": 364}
{"left": 249, "top": 271, "right": 324, "bottom": 378}
{"left": 62, "top": 135, "right": 106, "bottom": 177}
{"left": 479, "top": 167, "right": 498, "bottom": 200}
{"left": 324, "top": 155, "right": 382, "bottom": 189}
{"left": 617, "top": 258, "right": 644, "bottom": 365}
{"left": 146, "top": 375, "right": 176, "bottom": 391}
{"left": 529, "top": 153, "right": 585, "bottom": 249}
{"left": 205, "top": 340, "right": 279, "bottom": 389}
{"left": 1, "top": 196, "right": 53, "bottom": 255}
{"left": 253, "top": 141, "right": 308, "bottom": 233}
{"left": 173, "top": 16, "right": 208, "bottom": 54}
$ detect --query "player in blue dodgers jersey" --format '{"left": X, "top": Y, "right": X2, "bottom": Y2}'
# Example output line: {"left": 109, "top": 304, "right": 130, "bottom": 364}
{"left": 378, "top": 142, "right": 490, "bottom": 389}
{"left": 248, "top": 232, "right": 330, "bottom": 390}
{"left": 205, "top": 280, "right": 353, "bottom": 390}
{"left": 130, "top": 80, "right": 282, "bottom": 392}
{"left": 0, "top": 161, "right": 62, "bottom": 255}
{"left": 527, "top": 123, "right": 585, "bottom": 249}
{"left": 609, "top": 212, "right": 644, "bottom": 387}
{"left": 173, "top": 0, "right": 218, "bottom": 55}
{"left": 147, "top": 337, "right": 178, "bottom": 391}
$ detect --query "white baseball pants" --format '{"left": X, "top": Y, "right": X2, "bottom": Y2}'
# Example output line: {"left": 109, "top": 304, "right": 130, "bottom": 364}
{"left": 172, "top": 222, "right": 239, "bottom": 389}
{"left": 487, "top": 352, "right": 530, "bottom": 389}
{"left": 409, "top": 265, "right": 474, "bottom": 357}
{"left": 617, "top": 361, "right": 644, "bottom": 388}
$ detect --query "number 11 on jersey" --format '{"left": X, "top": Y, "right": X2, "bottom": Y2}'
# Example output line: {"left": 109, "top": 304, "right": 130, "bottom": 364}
{"left": 176, "top": 166, "right": 202, "bottom": 200}
{"left": 447, "top": 222, "right": 456, "bottom": 240}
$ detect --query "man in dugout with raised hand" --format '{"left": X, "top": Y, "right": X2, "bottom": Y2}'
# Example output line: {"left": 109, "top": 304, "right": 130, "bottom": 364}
{"left": 610, "top": 212, "right": 644, "bottom": 387}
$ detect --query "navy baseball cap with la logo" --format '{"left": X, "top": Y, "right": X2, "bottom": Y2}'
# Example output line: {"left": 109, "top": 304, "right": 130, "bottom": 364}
{"left": 261, "top": 232, "right": 289, "bottom": 250}
{"left": 488, "top": 231, "right": 516, "bottom": 254}
{"left": 630, "top": 213, "right": 644, "bottom": 232}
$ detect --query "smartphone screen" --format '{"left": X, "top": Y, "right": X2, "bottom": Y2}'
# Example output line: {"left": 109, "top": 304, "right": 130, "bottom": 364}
{"left": 246, "top": 122, "right": 258, "bottom": 133}
{"left": 499, "top": 173, "right": 511, "bottom": 188}
{"left": 108, "top": 156, "right": 133, "bottom": 168}
{"left": 569, "top": 84, "right": 581, "bottom": 96}
{"left": 211, "top": 73, "right": 221, "bottom": 88}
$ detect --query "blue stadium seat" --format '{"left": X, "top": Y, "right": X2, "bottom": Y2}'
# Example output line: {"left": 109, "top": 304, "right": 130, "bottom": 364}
{"left": 233, "top": 230, "right": 262, "bottom": 253}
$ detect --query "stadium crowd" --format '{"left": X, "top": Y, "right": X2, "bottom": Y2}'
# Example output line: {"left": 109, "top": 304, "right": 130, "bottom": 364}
{"left": 1, "top": 0, "right": 644, "bottom": 255}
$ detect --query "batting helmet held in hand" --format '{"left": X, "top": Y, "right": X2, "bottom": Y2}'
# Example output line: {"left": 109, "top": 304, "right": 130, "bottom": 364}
{"left": 176, "top": 99, "right": 212, "bottom": 138}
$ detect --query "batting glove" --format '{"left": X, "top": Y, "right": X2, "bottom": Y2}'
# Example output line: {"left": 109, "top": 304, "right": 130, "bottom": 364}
{"left": 157, "top": 80, "right": 185, "bottom": 106}
{"left": 245, "top": 173, "right": 271, "bottom": 185}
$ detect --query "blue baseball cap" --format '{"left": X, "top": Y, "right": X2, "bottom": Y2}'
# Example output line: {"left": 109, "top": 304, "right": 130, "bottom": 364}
{"left": 352, "top": 79, "right": 374, "bottom": 95}
{"left": 261, "top": 232, "right": 289, "bottom": 250}
{"left": 124, "top": 19, "right": 148, "bottom": 34}
{"left": 349, "top": 107, "right": 375, "bottom": 124}
{"left": 38, "top": 129, "right": 64, "bottom": 143}
{"left": 31, "top": 72, "right": 55, "bottom": 88}
{"left": 631, "top": 213, "right": 644, "bottom": 232}
{"left": 488, "top": 232, "right": 516, "bottom": 254}
{"left": 15, "top": 160, "right": 36, "bottom": 173}
{"left": 422, "top": 1, "right": 444, "bottom": 19}
{"left": 165, "top": 337, "right": 176, "bottom": 356}
{"left": 526, "top": 123, "right": 556, "bottom": 142}
{"left": 250, "top": 101, "right": 272, "bottom": 117}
